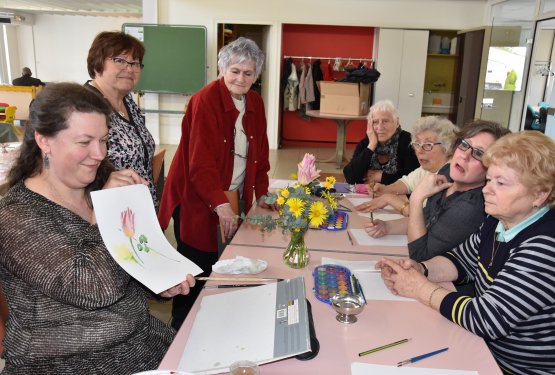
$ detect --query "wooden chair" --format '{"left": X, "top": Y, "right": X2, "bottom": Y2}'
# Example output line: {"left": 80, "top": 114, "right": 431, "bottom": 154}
{"left": 152, "top": 148, "right": 166, "bottom": 203}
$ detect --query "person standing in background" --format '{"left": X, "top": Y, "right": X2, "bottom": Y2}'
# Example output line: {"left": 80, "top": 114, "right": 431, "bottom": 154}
{"left": 158, "top": 37, "right": 272, "bottom": 330}
{"left": 85, "top": 31, "right": 159, "bottom": 207}
{"left": 12, "top": 67, "right": 44, "bottom": 86}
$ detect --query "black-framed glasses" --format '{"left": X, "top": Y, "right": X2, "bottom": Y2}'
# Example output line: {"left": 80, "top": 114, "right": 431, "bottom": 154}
{"left": 456, "top": 138, "right": 485, "bottom": 161}
{"left": 231, "top": 128, "right": 248, "bottom": 160}
{"left": 109, "top": 57, "right": 144, "bottom": 71}
{"left": 411, "top": 141, "right": 442, "bottom": 151}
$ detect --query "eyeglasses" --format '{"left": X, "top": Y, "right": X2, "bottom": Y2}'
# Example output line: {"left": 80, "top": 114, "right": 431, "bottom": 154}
{"left": 411, "top": 142, "right": 442, "bottom": 151}
{"left": 109, "top": 57, "right": 144, "bottom": 71}
{"left": 456, "top": 138, "right": 485, "bottom": 161}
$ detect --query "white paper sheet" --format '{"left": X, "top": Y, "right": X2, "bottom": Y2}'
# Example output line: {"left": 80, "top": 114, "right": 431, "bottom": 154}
{"left": 357, "top": 212, "right": 404, "bottom": 221}
{"left": 351, "top": 362, "right": 479, "bottom": 375}
{"left": 349, "top": 229, "right": 408, "bottom": 247}
{"left": 354, "top": 271, "right": 414, "bottom": 302}
{"left": 269, "top": 179, "right": 298, "bottom": 189}
{"left": 91, "top": 184, "right": 203, "bottom": 294}
{"left": 346, "top": 197, "right": 395, "bottom": 211}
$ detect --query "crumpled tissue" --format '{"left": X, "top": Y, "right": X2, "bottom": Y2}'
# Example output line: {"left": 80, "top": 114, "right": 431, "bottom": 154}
{"left": 212, "top": 256, "right": 268, "bottom": 274}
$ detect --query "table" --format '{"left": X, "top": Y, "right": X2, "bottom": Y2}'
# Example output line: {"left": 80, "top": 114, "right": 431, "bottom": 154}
{"left": 305, "top": 109, "right": 367, "bottom": 169}
{"left": 159, "top": 197, "right": 502, "bottom": 374}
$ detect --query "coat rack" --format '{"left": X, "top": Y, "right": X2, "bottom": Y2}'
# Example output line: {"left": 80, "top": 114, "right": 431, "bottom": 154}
{"left": 283, "top": 55, "right": 374, "bottom": 63}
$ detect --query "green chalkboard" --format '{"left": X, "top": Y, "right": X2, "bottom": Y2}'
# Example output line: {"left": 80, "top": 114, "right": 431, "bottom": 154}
{"left": 123, "top": 23, "right": 207, "bottom": 94}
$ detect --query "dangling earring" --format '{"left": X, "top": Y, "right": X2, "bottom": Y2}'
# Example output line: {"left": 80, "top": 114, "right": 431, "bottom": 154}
{"left": 43, "top": 154, "right": 50, "bottom": 169}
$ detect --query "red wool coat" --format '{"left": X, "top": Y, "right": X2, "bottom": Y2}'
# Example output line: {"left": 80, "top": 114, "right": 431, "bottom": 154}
{"left": 158, "top": 78, "right": 270, "bottom": 252}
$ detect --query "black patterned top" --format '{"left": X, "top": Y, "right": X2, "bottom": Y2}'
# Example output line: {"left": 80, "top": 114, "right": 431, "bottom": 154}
{"left": 85, "top": 81, "right": 157, "bottom": 206}
{"left": 0, "top": 182, "right": 174, "bottom": 374}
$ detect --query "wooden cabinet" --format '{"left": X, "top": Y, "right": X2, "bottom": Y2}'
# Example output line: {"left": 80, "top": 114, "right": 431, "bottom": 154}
{"left": 374, "top": 28, "right": 429, "bottom": 131}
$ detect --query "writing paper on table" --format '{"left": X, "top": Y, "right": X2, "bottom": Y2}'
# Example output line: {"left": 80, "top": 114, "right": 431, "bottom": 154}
{"left": 91, "top": 184, "right": 202, "bottom": 294}
{"left": 349, "top": 229, "right": 408, "bottom": 247}
{"left": 269, "top": 179, "right": 298, "bottom": 189}
{"left": 352, "top": 363, "right": 479, "bottom": 375}
{"left": 357, "top": 212, "right": 404, "bottom": 221}
{"left": 178, "top": 277, "right": 311, "bottom": 374}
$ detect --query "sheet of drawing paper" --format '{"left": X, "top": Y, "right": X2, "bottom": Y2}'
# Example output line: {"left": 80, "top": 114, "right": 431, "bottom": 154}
{"left": 349, "top": 229, "right": 408, "bottom": 247}
{"left": 91, "top": 184, "right": 202, "bottom": 294}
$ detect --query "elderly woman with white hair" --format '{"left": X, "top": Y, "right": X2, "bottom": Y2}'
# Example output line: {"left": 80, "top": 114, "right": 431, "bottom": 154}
{"left": 158, "top": 37, "right": 271, "bottom": 329}
{"left": 343, "top": 99, "right": 420, "bottom": 185}
{"left": 356, "top": 116, "right": 458, "bottom": 216}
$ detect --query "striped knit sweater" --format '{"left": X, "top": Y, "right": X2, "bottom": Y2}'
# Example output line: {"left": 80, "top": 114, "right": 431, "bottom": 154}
{"left": 440, "top": 210, "right": 555, "bottom": 375}
{"left": 0, "top": 182, "right": 175, "bottom": 374}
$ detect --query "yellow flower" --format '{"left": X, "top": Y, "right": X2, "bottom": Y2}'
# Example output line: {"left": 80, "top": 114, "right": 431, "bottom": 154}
{"left": 323, "top": 176, "right": 336, "bottom": 190}
{"left": 286, "top": 198, "right": 305, "bottom": 218}
{"left": 281, "top": 189, "right": 290, "bottom": 198}
{"left": 305, "top": 187, "right": 311, "bottom": 195}
{"left": 309, "top": 201, "right": 328, "bottom": 227}
{"left": 276, "top": 196, "right": 285, "bottom": 205}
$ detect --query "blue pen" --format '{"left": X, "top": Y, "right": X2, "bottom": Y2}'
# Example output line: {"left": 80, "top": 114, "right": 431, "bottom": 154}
{"left": 397, "top": 347, "right": 449, "bottom": 367}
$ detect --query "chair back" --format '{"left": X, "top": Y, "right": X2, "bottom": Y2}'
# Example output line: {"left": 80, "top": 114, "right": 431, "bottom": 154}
{"left": 4, "top": 106, "right": 17, "bottom": 124}
{"left": 152, "top": 148, "right": 166, "bottom": 204}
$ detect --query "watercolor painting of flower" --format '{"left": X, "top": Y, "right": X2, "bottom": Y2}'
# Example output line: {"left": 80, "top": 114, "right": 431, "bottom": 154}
{"left": 116, "top": 207, "right": 181, "bottom": 266}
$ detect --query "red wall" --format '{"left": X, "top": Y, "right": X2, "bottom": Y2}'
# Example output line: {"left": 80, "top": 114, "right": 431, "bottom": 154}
{"left": 280, "top": 24, "right": 375, "bottom": 148}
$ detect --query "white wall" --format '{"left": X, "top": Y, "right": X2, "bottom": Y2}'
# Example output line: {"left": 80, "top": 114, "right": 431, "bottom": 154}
{"left": 9, "top": 1, "right": 488, "bottom": 146}
{"left": 16, "top": 14, "right": 140, "bottom": 84}
{"left": 157, "top": 0, "right": 487, "bottom": 147}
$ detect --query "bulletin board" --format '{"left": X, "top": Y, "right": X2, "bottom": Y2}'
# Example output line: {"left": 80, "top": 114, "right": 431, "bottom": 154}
{"left": 123, "top": 23, "right": 207, "bottom": 94}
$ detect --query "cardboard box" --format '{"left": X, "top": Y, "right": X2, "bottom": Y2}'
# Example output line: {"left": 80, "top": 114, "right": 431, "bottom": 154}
{"left": 319, "top": 81, "right": 371, "bottom": 116}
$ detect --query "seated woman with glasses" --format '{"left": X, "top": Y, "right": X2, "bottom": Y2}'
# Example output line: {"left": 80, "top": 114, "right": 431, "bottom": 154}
{"left": 343, "top": 100, "right": 420, "bottom": 185}
{"left": 365, "top": 120, "right": 510, "bottom": 262}
{"left": 158, "top": 37, "right": 272, "bottom": 330}
{"left": 356, "top": 116, "right": 458, "bottom": 216}
{"left": 84, "top": 31, "right": 159, "bottom": 207}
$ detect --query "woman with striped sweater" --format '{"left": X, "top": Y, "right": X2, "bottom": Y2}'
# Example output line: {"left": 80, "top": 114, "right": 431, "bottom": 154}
{"left": 376, "top": 131, "right": 555, "bottom": 374}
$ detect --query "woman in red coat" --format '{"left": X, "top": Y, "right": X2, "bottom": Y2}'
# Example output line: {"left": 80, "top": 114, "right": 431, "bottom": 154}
{"left": 158, "top": 37, "right": 271, "bottom": 330}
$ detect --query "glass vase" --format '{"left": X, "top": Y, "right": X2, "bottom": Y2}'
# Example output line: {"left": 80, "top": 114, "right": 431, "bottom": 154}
{"left": 283, "top": 229, "right": 310, "bottom": 269}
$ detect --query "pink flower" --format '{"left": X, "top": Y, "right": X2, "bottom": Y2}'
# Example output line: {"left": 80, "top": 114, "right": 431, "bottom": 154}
{"left": 297, "top": 153, "right": 320, "bottom": 185}
{"left": 121, "top": 208, "right": 135, "bottom": 238}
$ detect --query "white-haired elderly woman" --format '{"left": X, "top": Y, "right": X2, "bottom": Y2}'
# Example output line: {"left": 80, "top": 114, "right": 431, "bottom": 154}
{"left": 356, "top": 116, "right": 458, "bottom": 216}
{"left": 343, "top": 99, "right": 420, "bottom": 185}
{"left": 376, "top": 131, "right": 555, "bottom": 374}
{"left": 159, "top": 37, "right": 271, "bottom": 330}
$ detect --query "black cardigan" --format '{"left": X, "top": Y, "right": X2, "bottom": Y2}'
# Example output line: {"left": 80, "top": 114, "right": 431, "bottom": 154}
{"left": 343, "top": 130, "right": 419, "bottom": 184}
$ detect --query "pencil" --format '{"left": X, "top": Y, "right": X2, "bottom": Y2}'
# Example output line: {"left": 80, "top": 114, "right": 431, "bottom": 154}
{"left": 195, "top": 277, "right": 283, "bottom": 282}
{"left": 352, "top": 275, "right": 367, "bottom": 305}
{"left": 358, "top": 338, "right": 411, "bottom": 357}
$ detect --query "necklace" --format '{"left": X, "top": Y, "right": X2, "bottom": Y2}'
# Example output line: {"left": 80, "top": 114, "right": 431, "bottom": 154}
{"left": 47, "top": 181, "right": 93, "bottom": 223}
{"left": 90, "top": 80, "right": 127, "bottom": 118}
{"left": 489, "top": 237, "right": 501, "bottom": 268}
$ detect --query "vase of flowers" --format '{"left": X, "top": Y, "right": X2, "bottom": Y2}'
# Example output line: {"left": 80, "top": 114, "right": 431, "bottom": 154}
{"left": 244, "top": 153, "right": 337, "bottom": 269}
{"left": 283, "top": 227, "right": 309, "bottom": 268}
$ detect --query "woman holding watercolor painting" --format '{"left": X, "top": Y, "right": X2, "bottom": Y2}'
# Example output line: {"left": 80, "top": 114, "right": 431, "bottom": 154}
{"left": 158, "top": 37, "right": 271, "bottom": 330}
{"left": 0, "top": 83, "right": 195, "bottom": 374}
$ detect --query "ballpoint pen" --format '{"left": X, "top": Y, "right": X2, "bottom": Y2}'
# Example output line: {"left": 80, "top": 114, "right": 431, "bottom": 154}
{"left": 338, "top": 204, "right": 352, "bottom": 212}
{"left": 358, "top": 338, "right": 411, "bottom": 357}
{"left": 397, "top": 347, "right": 449, "bottom": 367}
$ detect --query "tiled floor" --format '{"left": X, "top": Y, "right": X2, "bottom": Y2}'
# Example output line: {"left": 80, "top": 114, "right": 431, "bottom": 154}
{"left": 150, "top": 144, "right": 354, "bottom": 325}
